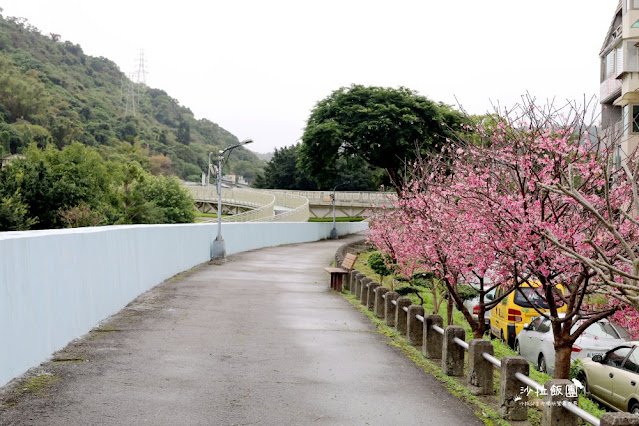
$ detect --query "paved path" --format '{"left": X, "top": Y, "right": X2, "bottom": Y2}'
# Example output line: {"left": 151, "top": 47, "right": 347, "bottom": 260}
{"left": 0, "top": 237, "right": 483, "bottom": 425}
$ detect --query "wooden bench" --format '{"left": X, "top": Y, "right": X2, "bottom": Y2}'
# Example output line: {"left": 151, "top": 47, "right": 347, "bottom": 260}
{"left": 324, "top": 253, "right": 358, "bottom": 292}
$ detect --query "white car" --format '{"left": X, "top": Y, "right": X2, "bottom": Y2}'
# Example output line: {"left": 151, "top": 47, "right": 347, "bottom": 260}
{"left": 462, "top": 288, "right": 496, "bottom": 329}
{"left": 514, "top": 316, "right": 631, "bottom": 375}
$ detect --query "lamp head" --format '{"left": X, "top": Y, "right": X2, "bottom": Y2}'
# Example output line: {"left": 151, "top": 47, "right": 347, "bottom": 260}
{"left": 240, "top": 139, "right": 253, "bottom": 145}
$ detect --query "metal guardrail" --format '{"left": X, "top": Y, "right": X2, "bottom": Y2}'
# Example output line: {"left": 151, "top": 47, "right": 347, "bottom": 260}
{"left": 432, "top": 324, "right": 445, "bottom": 335}
{"left": 413, "top": 314, "right": 599, "bottom": 425}
{"left": 482, "top": 353, "right": 501, "bottom": 368}
{"left": 347, "top": 272, "right": 604, "bottom": 425}
{"left": 348, "top": 271, "right": 603, "bottom": 426}
{"left": 562, "top": 401, "right": 601, "bottom": 426}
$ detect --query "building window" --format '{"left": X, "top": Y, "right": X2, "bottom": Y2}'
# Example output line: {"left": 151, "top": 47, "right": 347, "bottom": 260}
{"left": 627, "top": 0, "right": 639, "bottom": 12}
{"left": 628, "top": 105, "right": 639, "bottom": 134}
{"left": 602, "top": 44, "right": 624, "bottom": 80}
{"left": 626, "top": 41, "right": 639, "bottom": 71}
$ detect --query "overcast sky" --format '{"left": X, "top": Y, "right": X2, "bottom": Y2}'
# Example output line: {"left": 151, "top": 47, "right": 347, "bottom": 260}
{"left": 1, "top": 1, "right": 618, "bottom": 154}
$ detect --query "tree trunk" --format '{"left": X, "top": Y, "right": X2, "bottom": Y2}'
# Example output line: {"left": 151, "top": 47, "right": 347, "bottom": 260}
{"left": 431, "top": 286, "right": 439, "bottom": 315}
{"left": 472, "top": 326, "right": 483, "bottom": 340}
{"left": 554, "top": 345, "right": 572, "bottom": 379}
{"left": 472, "top": 313, "right": 486, "bottom": 339}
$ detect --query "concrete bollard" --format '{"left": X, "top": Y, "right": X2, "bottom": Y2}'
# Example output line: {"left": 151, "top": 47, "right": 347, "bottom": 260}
{"left": 355, "top": 274, "right": 366, "bottom": 299}
{"left": 367, "top": 282, "right": 381, "bottom": 311}
{"left": 374, "top": 287, "right": 389, "bottom": 319}
{"left": 351, "top": 273, "right": 359, "bottom": 297}
{"left": 468, "top": 339, "right": 494, "bottom": 395}
{"left": 407, "top": 305, "right": 425, "bottom": 346}
{"left": 384, "top": 292, "right": 400, "bottom": 326}
{"left": 343, "top": 269, "right": 352, "bottom": 291}
{"left": 600, "top": 413, "right": 639, "bottom": 426}
{"left": 443, "top": 326, "right": 465, "bottom": 377}
{"left": 350, "top": 270, "right": 358, "bottom": 293}
{"left": 360, "top": 278, "right": 372, "bottom": 305}
{"left": 395, "top": 298, "right": 412, "bottom": 335}
{"left": 541, "top": 379, "right": 579, "bottom": 426}
{"left": 499, "top": 356, "right": 529, "bottom": 421}
{"left": 423, "top": 314, "right": 443, "bottom": 359}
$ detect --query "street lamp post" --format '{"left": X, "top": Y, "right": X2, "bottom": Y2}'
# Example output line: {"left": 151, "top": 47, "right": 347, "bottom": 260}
{"left": 211, "top": 139, "right": 253, "bottom": 259}
{"left": 207, "top": 151, "right": 215, "bottom": 186}
{"left": 330, "top": 181, "right": 350, "bottom": 240}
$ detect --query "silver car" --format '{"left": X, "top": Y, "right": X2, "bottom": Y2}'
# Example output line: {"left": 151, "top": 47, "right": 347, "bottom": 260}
{"left": 462, "top": 288, "right": 496, "bottom": 329}
{"left": 514, "top": 316, "right": 631, "bottom": 375}
{"left": 580, "top": 343, "right": 639, "bottom": 414}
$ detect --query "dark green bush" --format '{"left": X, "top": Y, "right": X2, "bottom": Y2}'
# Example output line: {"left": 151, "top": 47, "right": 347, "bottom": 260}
{"left": 396, "top": 286, "right": 421, "bottom": 296}
{"left": 367, "top": 251, "right": 393, "bottom": 281}
{"left": 458, "top": 284, "right": 479, "bottom": 301}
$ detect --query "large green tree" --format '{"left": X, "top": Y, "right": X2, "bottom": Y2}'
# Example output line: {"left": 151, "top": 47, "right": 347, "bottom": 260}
{"left": 254, "top": 144, "right": 317, "bottom": 190}
{"left": 254, "top": 143, "right": 383, "bottom": 191}
{"left": 300, "top": 85, "right": 464, "bottom": 191}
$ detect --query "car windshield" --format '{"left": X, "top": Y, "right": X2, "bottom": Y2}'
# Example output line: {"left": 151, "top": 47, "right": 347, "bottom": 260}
{"left": 571, "top": 321, "right": 631, "bottom": 339}
{"left": 513, "top": 287, "right": 549, "bottom": 309}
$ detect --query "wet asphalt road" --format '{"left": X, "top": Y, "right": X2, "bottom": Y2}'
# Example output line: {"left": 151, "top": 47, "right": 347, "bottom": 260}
{"left": 0, "top": 236, "right": 484, "bottom": 425}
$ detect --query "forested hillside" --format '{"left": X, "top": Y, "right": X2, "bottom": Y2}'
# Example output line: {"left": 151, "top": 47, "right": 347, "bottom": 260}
{"left": 0, "top": 12, "right": 264, "bottom": 182}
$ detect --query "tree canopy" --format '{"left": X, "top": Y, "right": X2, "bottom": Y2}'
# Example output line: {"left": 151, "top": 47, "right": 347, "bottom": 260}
{"left": 253, "top": 143, "right": 382, "bottom": 191}
{"left": 0, "top": 142, "right": 196, "bottom": 231}
{"left": 369, "top": 99, "right": 639, "bottom": 379}
{"left": 300, "top": 85, "right": 465, "bottom": 191}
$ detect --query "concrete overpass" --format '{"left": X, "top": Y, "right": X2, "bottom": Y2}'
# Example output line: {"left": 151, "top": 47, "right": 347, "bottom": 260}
{"left": 185, "top": 186, "right": 310, "bottom": 222}
{"left": 185, "top": 184, "right": 395, "bottom": 221}
{"left": 264, "top": 189, "right": 396, "bottom": 219}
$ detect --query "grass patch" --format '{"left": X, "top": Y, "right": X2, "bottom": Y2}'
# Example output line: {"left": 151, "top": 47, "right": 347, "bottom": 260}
{"left": 308, "top": 217, "right": 364, "bottom": 222}
{"left": 195, "top": 212, "right": 231, "bottom": 218}
{"left": 14, "top": 374, "right": 59, "bottom": 396}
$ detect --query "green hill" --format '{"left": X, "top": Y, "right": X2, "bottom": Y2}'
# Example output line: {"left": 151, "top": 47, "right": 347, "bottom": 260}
{"left": 0, "top": 12, "right": 264, "bottom": 182}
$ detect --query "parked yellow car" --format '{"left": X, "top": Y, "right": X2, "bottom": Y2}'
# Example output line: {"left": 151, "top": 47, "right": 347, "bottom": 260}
{"left": 489, "top": 282, "right": 566, "bottom": 347}
{"left": 579, "top": 343, "right": 639, "bottom": 414}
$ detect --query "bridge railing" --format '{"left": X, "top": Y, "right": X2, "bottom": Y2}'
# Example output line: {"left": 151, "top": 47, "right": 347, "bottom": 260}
{"left": 220, "top": 189, "right": 275, "bottom": 222}
{"left": 263, "top": 191, "right": 310, "bottom": 222}
{"left": 266, "top": 190, "right": 396, "bottom": 206}
{"left": 185, "top": 186, "right": 276, "bottom": 222}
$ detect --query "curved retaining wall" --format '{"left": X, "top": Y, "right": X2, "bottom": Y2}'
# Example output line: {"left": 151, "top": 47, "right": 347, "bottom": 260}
{"left": 0, "top": 221, "right": 368, "bottom": 387}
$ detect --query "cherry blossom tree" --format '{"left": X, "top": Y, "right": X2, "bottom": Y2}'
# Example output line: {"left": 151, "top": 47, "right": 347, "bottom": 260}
{"left": 369, "top": 98, "right": 637, "bottom": 378}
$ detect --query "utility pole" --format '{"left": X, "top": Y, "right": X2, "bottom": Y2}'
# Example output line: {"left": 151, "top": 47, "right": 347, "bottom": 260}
{"left": 122, "top": 50, "right": 148, "bottom": 116}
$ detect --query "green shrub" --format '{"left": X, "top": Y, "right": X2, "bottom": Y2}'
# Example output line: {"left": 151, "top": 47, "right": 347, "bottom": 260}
{"left": 396, "top": 286, "right": 422, "bottom": 296}
{"left": 411, "top": 272, "right": 433, "bottom": 289}
{"left": 367, "top": 251, "right": 393, "bottom": 283}
{"left": 458, "top": 284, "right": 479, "bottom": 301}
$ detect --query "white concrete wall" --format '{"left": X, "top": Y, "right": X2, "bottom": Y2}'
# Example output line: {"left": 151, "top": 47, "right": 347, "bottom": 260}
{"left": 0, "top": 221, "right": 367, "bottom": 387}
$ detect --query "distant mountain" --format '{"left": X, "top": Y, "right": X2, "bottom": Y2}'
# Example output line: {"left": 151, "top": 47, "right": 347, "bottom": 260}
{"left": 0, "top": 12, "right": 264, "bottom": 182}
{"left": 253, "top": 151, "right": 274, "bottom": 161}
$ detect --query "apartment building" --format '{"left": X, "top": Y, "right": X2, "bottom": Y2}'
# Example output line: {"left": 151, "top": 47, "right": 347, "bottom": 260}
{"left": 601, "top": 0, "right": 639, "bottom": 157}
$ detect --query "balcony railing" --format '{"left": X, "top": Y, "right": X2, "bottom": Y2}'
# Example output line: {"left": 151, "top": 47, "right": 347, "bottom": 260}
{"left": 600, "top": 75, "right": 622, "bottom": 103}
